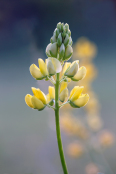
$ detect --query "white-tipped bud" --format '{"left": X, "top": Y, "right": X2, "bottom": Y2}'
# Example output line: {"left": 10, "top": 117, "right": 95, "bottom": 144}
{"left": 64, "top": 45, "right": 73, "bottom": 61}
{"left": 69, "top": 37, "right": 72, "bottom": 46}
{"left": 46, "top": 43, "right": 52, "bottom": 57}
{"left": 51, "top": 33, "right": 57, "bottom": 43}
{"left": 54, "top": 28, "right": 59, "bottom": 37}
{"left": 59, "top": 43, "right": 65, "bottom": 59}
{"left": 49, "top": 42, "right": 58, "bottom": 58}
{"left": 64, "top": 23, "right": 69, "bottom": 31}
{"left": 67, "top": 29, "right": 71, "bottom": 37}
{"left": 57, "top": 22, "right": 61, "bottom": 30}
{"left": 64, "top": 34, "right": 69, "bottom": 46}
{"left": 57, "top": 33, "right": 62, "bottom": 46}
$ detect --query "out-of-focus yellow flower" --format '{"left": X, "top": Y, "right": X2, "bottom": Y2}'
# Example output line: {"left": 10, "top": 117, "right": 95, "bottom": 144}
{"left": 67, "top": 142, "right": 84, "bottom": 158}
{"left": 64, "top": 60, "right": 79, "bottom": 77}
{"left": 73, "top": 37, "right": 97, "bottom": 60}
{"left": 47, "top": 57, "right": 62, "bottom": 75}
{"left": 25, "top": 87, "right": 47, "bottom": 110}
{"left": 85, "top": 163, "right": 99, "bottom": 174}
{"left": 99, "top": 130, "right": 114, "bottom": 147}
{"left": 69, "top": 86, "right": 89, "bottom": 108}
{"left": 59, "top": 82, "right": 68, "bottom": 102}
{"left": 71, "top": 66, "right": 86, "bottom": 81}
{"left": 87, "top": 115, "right": 102, "bottom": 131}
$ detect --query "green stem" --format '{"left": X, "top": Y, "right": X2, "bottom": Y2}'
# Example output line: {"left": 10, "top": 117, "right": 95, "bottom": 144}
{"left": 55, "top": 73, "right": 69, "bottom": 174}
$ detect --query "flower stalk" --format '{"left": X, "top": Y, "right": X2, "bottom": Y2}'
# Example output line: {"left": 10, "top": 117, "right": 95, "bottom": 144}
{"left": 55, "top": 73, "right": 69, "bottom": 174}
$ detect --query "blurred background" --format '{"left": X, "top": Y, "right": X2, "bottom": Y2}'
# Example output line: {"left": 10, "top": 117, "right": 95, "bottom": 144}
{"left": 0, "top": 0, "right": 116, "bottom": 174}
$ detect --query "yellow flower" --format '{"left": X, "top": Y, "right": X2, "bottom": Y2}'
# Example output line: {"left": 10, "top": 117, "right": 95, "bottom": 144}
{"left": 67, "top": 142, "right": 84, "bottom": 158}
{"left": 69, "top": 86, "right": 89, "bottom": 108}
{"left": 64, "top": 60, "right": 79, "bottom": 77}
{"left": 47, "top": 57, "right": 62, "bottom": 75}
{"left": 38, "top": 58, "right": 48, "bottom": 76}
{"left": 59, "top": 82, "right": 68, "bottom": 102}
{"left": 71, "top": 66, "right": 86, "bottom": 81}
{"left": 30, "top": 64, "right": 45, "bottom": 80}
{"left": 49, "top": 86, "right": 55, "bottom": 100}
{"left": 25, "top": 87, "right": 47, "bottom": 110}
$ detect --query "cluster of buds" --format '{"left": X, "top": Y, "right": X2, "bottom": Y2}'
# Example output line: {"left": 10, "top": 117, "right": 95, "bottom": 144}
{"left": 46, "top": 22, "right": 73, "bottom": 61}
{"left": 25, "top": 22, "right": 89, "bottom": 111}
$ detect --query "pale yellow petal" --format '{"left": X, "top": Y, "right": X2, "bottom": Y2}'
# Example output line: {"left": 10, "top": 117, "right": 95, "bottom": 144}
{"left": 65, "top": 61, "right": 79, "bottom": 77}
{"left": 46, "top": 93, "right": 51, "bottom": 104}
{"left": 30, "top": 64, "right": 44, "bottom": 79}
{"left": 72, "top": 66, "right": 86, "bottom": 81}
{"left": 31, "top": 87, "right": 47, "bottom": 104}
{"left": 71, "top": 86, "right": 84, "bottom": 102}
{"left": 47, "top": 60, "right": 56, "bottom": 75}
{"left": 60, "top": 82, "right": 67, "bottom": 93}
{"left": 25, "top": 94, "right": 34, "bottom": 108}
{"left": 49, "top": 57, "right": 62, "bottom": 73}
{"left": 38, "top": 58, "right": 48, "bottom": 76}
{"left": 63, "top": 62, "right": 71, "bottom": 74}
{"left": 69, "top": 86, "right": 79, "bottom": 99}
{"left": 73, "top": 94, "right": 89, "bottom": 107}
{"left": 49, "top": 86, "right": 55, "bottom": 99}
{"left": 31, "top": 96, "right": 45, "bottom": 110}
{"left": 59, "top": 88, "right": 68, "bottom": 102}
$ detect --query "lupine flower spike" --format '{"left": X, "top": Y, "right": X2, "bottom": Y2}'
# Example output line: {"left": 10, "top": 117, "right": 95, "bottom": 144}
{"left": 25, "top": 22, "right": 89, "bottom": 174}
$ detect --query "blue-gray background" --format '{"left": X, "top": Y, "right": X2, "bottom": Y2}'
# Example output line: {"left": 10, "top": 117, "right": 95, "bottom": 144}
{"left": 0, "top": 0, "right": 116, "bottom": 174}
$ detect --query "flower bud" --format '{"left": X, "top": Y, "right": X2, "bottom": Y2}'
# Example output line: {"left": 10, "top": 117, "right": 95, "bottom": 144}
{"left": 64, "top": 34, "right": 69, "bottom": 46}
{"left": 59, "top": 43, "right": 65, "bottom": 59}
{"left": 64, "top": 61, "right": 79, "bottom": 77}
{"left": 57, "top": 22, "right": 62, "bottom": 30}
{"left": 50, "top": 33, "right": 57, "bottom": 43}
{"left": 64, "top": 45, "right": 73, "bottom": 61}
{"left": 46, "top": 43, "right": 52, "bottom": 57}
{"left": 59, "top": 82, "right": 68, "bottom": 102}
{"left": 54, "top": 28, "right": 59, "bottom": 37}
{"left": 69, "top": 37, "right": 72, "bottom": 46}
{"left": 67, "top": 29, "right": 71, "bottom": 37}
{"left": 30, "top": 64, "right": 45, "bottom": 80}
{"left": 61, "top": 23, "right": 64, "bottom": 31}
{"left": 57, "top": 33, "right": 62, "bottom": 46}
{"left": 49, "top": 42, "right": 58, "bottom": 58}
{"left": 64, "top": 23, "right": 69, "bottom": 31}
{"left": 71, "top": 66, "right": 86, "bottom": 81}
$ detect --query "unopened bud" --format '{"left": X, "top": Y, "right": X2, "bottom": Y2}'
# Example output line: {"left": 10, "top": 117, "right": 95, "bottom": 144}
{"left": 67, "top": 29, "right": 71, "bottom": 37}
{"left": 64, "top": 34, "right": 69, "bottom": 46}
{"left": 54, "top": 28, "right": 59, "bottom": 37}
{"left": 64, "top": 45, "right": 73, "bottom": 61}
{"left": 57, "top": 22, "right": 61, "bottom": 30}
{"left": 50, "top": 33, "right": 57, "bottom": 43}
{"left": 59, "top": 43, "right": 65, "bottom": 59}
{"left": 49, "top": 42, "right": 58, "bottom": 58}
{"left": 64, "top": 23, "right": 69, "bottom": 31}
{"left": 57, "top": 33, "right": 62, "bottom": 46}
{"left": 69, "top": 37, "right": 72, "bottom": 46}
{"left": 61, "top": 23, "right": 64, "bottom": 31}
{"left": 46, "top": 43, "right": 52, "bottom": 57}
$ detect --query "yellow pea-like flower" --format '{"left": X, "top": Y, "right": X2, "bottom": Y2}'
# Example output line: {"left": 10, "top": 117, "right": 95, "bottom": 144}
{"left": 71, "top": 66, "right": 86, "bottom": 81}
{"left": 69, "top": 86, "right": 89, "bottom": 108}
{"left": 25, "top": 94, "right": 34, "bottom": 108}
{"left": 63, "top": 62, "right": 71, "bottom": 75}
{"left": 31, "top": 87, "right": 47, "bottom": 105}
{"left": 64, "top": 60, "right": 79, "bottom": 77}
{"left": 30, "top": 64, "right": 44, "bottom": 80}
{"left": 47, "top": 57, "right": 62, "bottom": 75}
{"left": 38, "top": 58, "right": 49, "bottom": 76}
{"left": 31, "top": 96, "right": 45, "bottom": 110}
{"left": 59, "top": 82, "right": 68, "bottom": 102}
{"left": 49, "top": 86, "right": 55, "bottom": 100}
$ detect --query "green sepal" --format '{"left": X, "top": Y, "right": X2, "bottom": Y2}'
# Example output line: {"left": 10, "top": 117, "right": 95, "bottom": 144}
{"left": 38, "top": 105, "right": 46, "bottom": 111}
{"left": 69, "top": 100, "right": 80, "bottom": 108}
{"left": 49, "top": 99, "right": 54, "bottom": 106}
{"left": 35, "top": 77, "right": 45, "bottom": 80}
{"left": 71, "top": 77, "right": 79, "bottom": 82}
